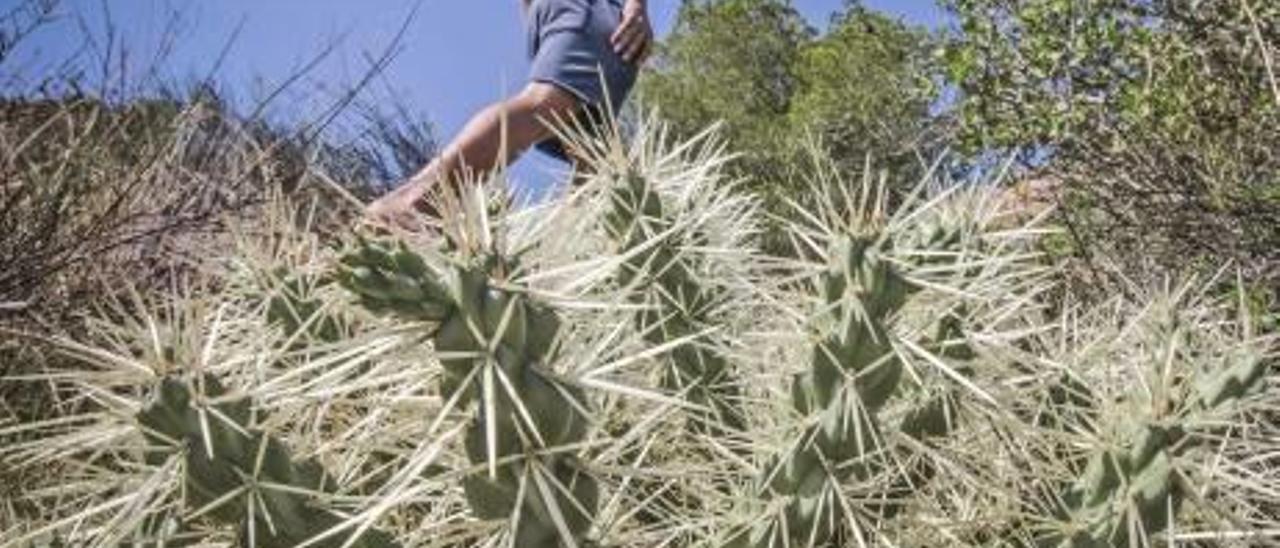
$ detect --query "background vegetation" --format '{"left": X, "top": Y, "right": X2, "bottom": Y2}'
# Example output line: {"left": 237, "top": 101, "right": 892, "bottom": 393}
{"left": 641, "top": 0, "right": 1279, "bottom": 307}
{"left": 638, "top": 0, "right": 941, "bottom": 247}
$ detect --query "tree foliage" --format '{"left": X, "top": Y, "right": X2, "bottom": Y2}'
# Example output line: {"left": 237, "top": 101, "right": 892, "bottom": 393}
{"left": 637, "top": 0, "right": 812, "bottom": 190}
{"left": 637, "top": 0, "right": 939, "bottom": 207}
{"left": 943, "top": 0, "right": 1280, "bottom": 291}
{"left": 789, "top": 5, "right": 938, "bottom": 176}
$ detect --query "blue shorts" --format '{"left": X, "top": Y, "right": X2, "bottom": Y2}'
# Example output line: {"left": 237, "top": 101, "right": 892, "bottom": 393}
{"left": 526, "top": 0, "right": 639, "bottom": 161}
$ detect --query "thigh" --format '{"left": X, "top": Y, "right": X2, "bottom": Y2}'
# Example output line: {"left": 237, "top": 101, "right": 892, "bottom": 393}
{"left": 518, "top": 81, "right": 582, "bottom": 116}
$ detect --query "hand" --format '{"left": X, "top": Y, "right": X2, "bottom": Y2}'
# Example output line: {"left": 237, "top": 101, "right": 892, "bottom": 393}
{"left": 610, "top": 0, "right": 653, "bottom": 65}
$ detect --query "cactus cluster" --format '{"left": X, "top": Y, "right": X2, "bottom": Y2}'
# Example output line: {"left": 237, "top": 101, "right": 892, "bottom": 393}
{"left": 137, "top": 374, "right": 397, "bottom": 547}
{"left": 728, "top": 206, "right": 988, "bottom": 547}
{"left": 339, "top": 238, "right": 598, "bottom": 546}
{"left": 1035, "top": 326, "right": 1272, "bottom": 547}
{"left": 7, "top": 119, "right": 1279, "bottom": 548}
{"left": 603, "top": 169, "right": 746, "bottom": 434}
{"left": 0, "top": 282, "right": 413, "bottom": 546}
{"left": 729, "top": 234, "right": 920, "bottom": 547}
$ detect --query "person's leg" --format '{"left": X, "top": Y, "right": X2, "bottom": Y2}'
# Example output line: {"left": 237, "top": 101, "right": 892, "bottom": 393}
{"left": 366, "top": 82, "right": 581, "bottom": 226}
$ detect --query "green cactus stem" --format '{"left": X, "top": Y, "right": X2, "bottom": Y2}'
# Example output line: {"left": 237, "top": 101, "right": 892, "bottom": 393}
{"left": 1038, "top": 340, "right": 1271, "bottom": 547}
{"left": 265, "top": 268, "right": 345, "bottom": 345}
{"left": 136, "top": 374, "right": 398, "bottom": 547}
{"left": 339, "top": 239, "right": 597, "bottom": 546}
{"left": 865, "top": 310, "right": 975, "bottom": 522}
{"left": 604, "top": 170, "right": 747, "bottom": 435}
{"left": 727, "top": 234, "right": 919, "bottom": 547}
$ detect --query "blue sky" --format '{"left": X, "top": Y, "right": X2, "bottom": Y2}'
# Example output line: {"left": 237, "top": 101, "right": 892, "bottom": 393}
{"left": 8, "top": 0, "right": 946, "bottom": 191}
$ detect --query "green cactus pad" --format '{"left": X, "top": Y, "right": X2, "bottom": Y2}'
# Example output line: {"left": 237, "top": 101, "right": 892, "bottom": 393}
{"left": 137, "top": 375, "right": 399, "bottom": 548}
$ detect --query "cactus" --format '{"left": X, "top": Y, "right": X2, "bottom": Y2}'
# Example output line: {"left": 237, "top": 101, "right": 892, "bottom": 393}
{"left": 136, "top": 374, "right": 398, "bottom": 547}
{"left": 1038, "top": 349, "right": 1270, "bottom": 547}
{"left": 726, "top": 203, "right": 991, "bottom": 546}
{"left": 603, "top": 169, "right": 746, "bottom": 434}
{"left": 12, "top": 114, "right": 1280, "bottom": 548}
{"left": 982, "top": 282, "right": 1278, "bottom": 548}
{"left": 339, "top": 238, "right": 598, "bottom": 546}
{"left": 265, "top": 267, "right": 345, "bottom": 345}
{"left": 865, "top": 309, "right": 974, "bottom": 522}
{"left": 0, "top": 280, "right": 412, "bottom": 546}
{"left": 727, "top": 233, "right": 919, "bottom": 547}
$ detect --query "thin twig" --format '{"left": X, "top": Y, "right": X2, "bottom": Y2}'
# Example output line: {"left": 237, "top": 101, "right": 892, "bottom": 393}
{"left": 1240, "top": 0, "right": 1280, "bottom": 106}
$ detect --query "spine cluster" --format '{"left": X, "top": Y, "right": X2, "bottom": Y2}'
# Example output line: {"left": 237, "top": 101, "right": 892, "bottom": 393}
{"left": 137, "top": 374, "right": 398, "bottom": 547}
{"left": 604, "top": 170, "right": 746, "bottom": 434}
{"left": 730, "top": 235, "right": 920, "bottom": 547}
{"left": 340, "top": 240, "right": 597, "bottom": 546}
{"left": 1043, "top": 348, "right": 1271, "bottom": 546}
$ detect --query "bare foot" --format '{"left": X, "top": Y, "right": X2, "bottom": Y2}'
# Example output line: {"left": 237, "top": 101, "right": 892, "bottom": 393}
{"left": 364, "top": 181, "right": 430, "bottom": 233}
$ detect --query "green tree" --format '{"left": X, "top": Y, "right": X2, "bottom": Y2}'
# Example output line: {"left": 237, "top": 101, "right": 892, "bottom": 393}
{"left": 790, "top": 5, "right": 938, "bottom": 178}
{"left": 637, "top": 0, "right": 939, "bottom": 216}
{"left": 637, "top": 0, "right": 813, "bottom": 192}
{"left": 942, "top": 0, "right": 1280, "bottom": 291}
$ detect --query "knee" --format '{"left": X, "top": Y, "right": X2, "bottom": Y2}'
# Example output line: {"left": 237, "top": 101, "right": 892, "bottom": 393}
{"left": 513, "top": 82, "right": 580, "bottom": 119}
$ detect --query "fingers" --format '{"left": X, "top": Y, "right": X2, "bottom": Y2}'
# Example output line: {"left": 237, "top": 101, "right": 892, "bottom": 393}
{"left": 623, "top": 30, "right": 648, "bottom": 63}
{"left": 610, "top": 16, "right": 639, "bottom": 52}
{"left": 610, "top": 16, "right": 629, "bottom": 46}
{"left": 611, "top": 15, "right": 652, "bottom": 63}
{"left": 610, "top": 5, "right": 653, "bottom": 64}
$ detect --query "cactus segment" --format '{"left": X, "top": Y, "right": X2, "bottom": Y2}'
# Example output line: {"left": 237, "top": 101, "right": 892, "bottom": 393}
{"left": 604, "top": 170, "right": 746, "bottom": 434}
{"left": 1197, "top": 350, "right": 1269, "bottom": 409}
{"left": 136, "top": 375, "right": 398, "bottom": 547}
{"left": 738, "top": 233, "right": 921, "bottom": 547}
{"left": 265, "top": 268, "right": 344, "bottom": 344}
{"left": 340, "top": 239, "right": 597, "bottom": 546}
{"left": 1040, "top": 349, "right": 1270, "bottom": 546}
{"left": 337, "top": 239, "right": 454, "bottom": 323}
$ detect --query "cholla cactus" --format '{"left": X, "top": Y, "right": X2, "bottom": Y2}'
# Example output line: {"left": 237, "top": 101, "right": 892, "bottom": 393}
{"left": 523, "top": 116, "right": 774, "bottom": 543}
{"left": 865, "top": 307, "right": 975, "bottom": 522}
{"left": 0, "top": 291, "right": 400, "bottom": 547}
{"left": 229, "top": 193, "right": 353, "bottom": 349}
{"left": 136, "top": 373, "right": 398, "bottom": 547}
{"left": 601, "top": 169, "right": 748, "bottom": 434}
{"left": 339, "top": 236, "right": 597, "bottom": 545}
{"left": 265, "top": 268, "right": 346, "bottom": 345}
{"left": 11, "top": 108, "right": 1279, "bottom": 548}
{"left": 552, "top": 115, "right": 761, "bottom": 440}
{"left": 730, "top": 231, "right": 916, "bottom": 547}
{"left": 1010, "top": 277, "right": 1278, "bottom": 547}
{"left": 331, "top": 175, "right": 684, "bottom": 546}
{"left": 722, "top": 149, "right": 1045, "bottom": 546}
